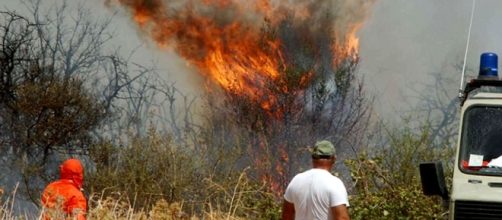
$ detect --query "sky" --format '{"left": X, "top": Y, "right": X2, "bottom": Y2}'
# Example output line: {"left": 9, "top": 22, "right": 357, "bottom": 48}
{"left": 359, "top": 0, "right": 502, "bottom": 119}
{"left": 3, "top": 0, "right": 502, "bottom": 121}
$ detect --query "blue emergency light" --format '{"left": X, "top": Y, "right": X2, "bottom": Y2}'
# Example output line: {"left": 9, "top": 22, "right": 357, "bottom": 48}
{"left": 479, "top": 52, "right": 498, "bottom": 79}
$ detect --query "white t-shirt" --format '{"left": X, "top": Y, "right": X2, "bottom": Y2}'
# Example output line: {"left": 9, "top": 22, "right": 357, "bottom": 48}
{"left": 284, "top": 168, "right": 349, "bottom": 220}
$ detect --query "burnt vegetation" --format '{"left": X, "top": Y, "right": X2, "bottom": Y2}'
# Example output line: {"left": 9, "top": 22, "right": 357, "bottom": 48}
{"left": 206, "top": 19, "right": 372, "bottom": 195}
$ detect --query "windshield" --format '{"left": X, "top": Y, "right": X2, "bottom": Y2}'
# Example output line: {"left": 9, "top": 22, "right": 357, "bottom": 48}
{"left": 460, "top": 106, "right": 502, "bottom": 175}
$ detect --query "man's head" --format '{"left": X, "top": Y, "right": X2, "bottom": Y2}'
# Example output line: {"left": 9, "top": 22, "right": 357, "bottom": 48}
{"left": 311, "top": 140, "right": 336, "bottom": 169}
{"left": 311, "top": 140, "right": 336, "bottom": 160}
{"left": 60, "top": 158, "right": 84, "bottom": 189}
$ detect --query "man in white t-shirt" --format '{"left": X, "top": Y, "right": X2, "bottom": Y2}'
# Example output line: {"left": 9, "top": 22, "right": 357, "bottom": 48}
{"left": 282, "top": 140, "right": 350, "bottom": 220}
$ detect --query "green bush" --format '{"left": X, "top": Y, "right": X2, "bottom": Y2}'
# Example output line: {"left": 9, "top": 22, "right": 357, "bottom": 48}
{"left": 346, "top": 124, "right": 453, "bottom": 219}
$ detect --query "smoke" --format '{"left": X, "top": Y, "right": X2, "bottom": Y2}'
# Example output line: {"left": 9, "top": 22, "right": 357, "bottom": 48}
{"left": 358, "top": 0, "right": 502, "bottom": 119}
{"left": 106, "top": 0, "right": 376, "bottom": 190}
{"left": 107, "top": 0, "right": 375, "bottom": 110}
{"left": 108, "top": 0, "right": 375, "bottom": 46}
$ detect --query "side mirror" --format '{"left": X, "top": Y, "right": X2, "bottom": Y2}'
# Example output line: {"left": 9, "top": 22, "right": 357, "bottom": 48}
{"left": 419, "top": 162, "right": 449, "bottom": 200}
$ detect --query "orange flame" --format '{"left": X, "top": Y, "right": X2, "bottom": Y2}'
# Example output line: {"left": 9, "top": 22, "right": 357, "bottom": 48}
{"left": 111, "top": 0, "right": 372, "bottom": 115}
{"left": 345, "top": 22, "right": 364, "bottom": 60}
{"left": 111, "top": 0, "right": 374, "bottom": 196}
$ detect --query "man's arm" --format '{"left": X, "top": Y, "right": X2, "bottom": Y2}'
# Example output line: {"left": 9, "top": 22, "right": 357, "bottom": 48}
{"left": 331, "top": 204, "right": 350, "bottom": 220}
{"left": 68, "top": 192, "right": 87, "bottom": 220}
{"left": 282, "top": 199, "right": 295, "bottom": 220}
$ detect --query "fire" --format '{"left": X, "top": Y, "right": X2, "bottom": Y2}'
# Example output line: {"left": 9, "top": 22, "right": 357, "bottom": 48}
{"left": 345, "top": 22, "right": 364, "bottom": 60}
{"left": 132, "top": 7, "right": 150, "bottom": 26}
{"left": 110, "top": 0, "right": 375, "bottom": 197}
{"left": 109, "top": 0, "right": 373, "bottom": 116}
{"left": 199, "top": 32, "right": 284, "bottom": 101}
{"left": 347, "top": 28, "right": 361, "bottom": 54}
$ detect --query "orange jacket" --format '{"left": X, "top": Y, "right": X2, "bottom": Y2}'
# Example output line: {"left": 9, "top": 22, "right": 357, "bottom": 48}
{"left": 41, "top": 158, "right": 87, "bottom": 220}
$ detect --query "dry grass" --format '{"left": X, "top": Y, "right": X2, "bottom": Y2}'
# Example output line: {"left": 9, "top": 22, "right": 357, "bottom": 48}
{"left": 85, "top": 130, "right": 281, "bottom": 220}
{"left": 0, "top": 184, "right": 37, "bottom": 220}
{"left": 1, "top": 131, "right": 281, "bottom": 220}
{"left": 1, "top": 193, "right": 247, "bottom": 220}
{"left": 0, "top": 170, "right": 275, "bottom": 220}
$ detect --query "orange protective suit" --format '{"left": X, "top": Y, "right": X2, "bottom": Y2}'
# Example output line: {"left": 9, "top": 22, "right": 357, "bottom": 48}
{"left": 41, "top": 158, "right": 87, "bottom": 220}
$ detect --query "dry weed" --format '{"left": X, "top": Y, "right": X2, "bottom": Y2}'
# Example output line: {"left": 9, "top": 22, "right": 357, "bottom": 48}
{"left": 149, "top": 199, "right": 188, "bottom": 220}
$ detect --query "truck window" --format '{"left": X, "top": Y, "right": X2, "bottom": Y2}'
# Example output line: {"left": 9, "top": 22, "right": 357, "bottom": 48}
{"left": 460, "top": 106, "right": 502, "bottom": 175}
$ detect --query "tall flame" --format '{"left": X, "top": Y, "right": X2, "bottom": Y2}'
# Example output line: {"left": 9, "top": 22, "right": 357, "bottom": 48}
{"left": 109, "top": 0, "right": 374, "bottom": 114}
{"left": 110, "top": 0, "right": 375, "bottom": 195}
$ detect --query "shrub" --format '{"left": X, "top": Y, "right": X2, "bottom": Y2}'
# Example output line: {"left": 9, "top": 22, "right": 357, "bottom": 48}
{"left": 87, "top": 128, "right": 200, "bottom": 210}
{"left": 346, "top": 124, "right": 453, "bottom": 219}
{"left": 86, "top": 128, "right": 281, "bottom": 219}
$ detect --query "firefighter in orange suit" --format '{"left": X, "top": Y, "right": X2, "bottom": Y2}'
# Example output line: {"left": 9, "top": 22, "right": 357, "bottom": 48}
{"left": 41, "top": 158, "right": 87, "bottom": 220}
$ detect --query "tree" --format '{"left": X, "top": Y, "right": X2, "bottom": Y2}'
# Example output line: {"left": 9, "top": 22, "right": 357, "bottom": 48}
{"left": 201, "top": 19, "right": 372, "bottom": 195}
{"left": 409, "top": 61, "right": 466, "bottom": 146}
{"left": 0, "top": 0, "right": 167, "bottom": 202}
{"left": 0, "top": 7, "right": 108, "bottom": 201}
{"left": 106, "top": 0, "right": 375, "bottom": 197}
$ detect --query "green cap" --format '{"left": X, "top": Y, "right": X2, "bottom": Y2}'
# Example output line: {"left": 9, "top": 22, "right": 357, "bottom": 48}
{"left": 312, "top": 140, "right": 335, "bottom": 158}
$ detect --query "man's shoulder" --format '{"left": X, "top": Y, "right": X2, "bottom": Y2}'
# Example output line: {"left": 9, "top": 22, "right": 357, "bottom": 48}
{"left": 44, "top": 180, "right": 83, "bottom": 195}
{"left": 291, "top": 169, "right": 316, "bottom": 180}
{"left": 287, "top": 169, "right": 312, "bottom": 186}
{"left": 308, "top": 170, "right": 345, "bottom": 187}
{"left": 322, "top": 173, "right": 344, "bottom": 185}
{"left": 308, "top": 169, "right": 339, "bottom": 178}
{"left": 43, "top": 180, "right": 63, "bottom": 192}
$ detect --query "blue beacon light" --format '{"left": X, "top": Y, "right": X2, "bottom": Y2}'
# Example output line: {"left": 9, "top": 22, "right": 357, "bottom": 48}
{"left": 479, "top": 52, "right": 498, "bottom": 79}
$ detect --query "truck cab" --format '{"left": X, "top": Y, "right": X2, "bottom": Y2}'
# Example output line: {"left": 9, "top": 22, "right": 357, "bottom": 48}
{"left": 420, "top": 53, "right": 502, "bottom": 219}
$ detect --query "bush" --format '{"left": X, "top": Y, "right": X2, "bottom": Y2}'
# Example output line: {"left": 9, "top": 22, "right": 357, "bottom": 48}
{"left": 86, "top": 128, "right": 281, "bottom": 219}
{"left": 346, "top": 123, "right": 453, "bottom": 219}
{"left": 87, "top": 128, "right": 202, "bottom": 209}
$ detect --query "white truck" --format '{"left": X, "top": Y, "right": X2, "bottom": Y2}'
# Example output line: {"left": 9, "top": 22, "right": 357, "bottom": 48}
{"left": 420, "top": 52, "right": 502, "bottom": 219}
